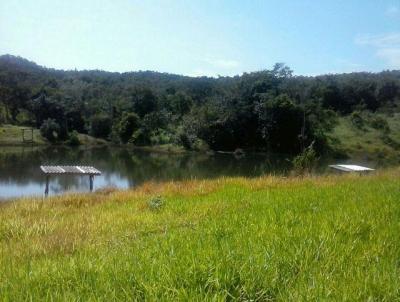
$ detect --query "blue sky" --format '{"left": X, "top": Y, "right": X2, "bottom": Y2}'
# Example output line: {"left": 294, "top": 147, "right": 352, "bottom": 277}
{"left": 1, "top": 0, "right": 399, "bottom": 76}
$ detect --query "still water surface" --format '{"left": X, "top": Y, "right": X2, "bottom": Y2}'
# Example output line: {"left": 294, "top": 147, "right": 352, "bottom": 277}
{"left": 0, "top": 146, "right": 297, "bottom": 199}
{"left": 0, "top": 146, "right": 382, "bottom": 199}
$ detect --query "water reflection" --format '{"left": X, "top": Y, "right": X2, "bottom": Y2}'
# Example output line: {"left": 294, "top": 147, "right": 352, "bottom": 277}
{"left": 0, "top": 146, "right": 291, "bottom": 199}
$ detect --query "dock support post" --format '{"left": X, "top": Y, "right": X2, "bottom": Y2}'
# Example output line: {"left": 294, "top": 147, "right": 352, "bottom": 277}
{"left": 45, "top": 176, "right": 49, "bottom": 197}
{"left": 89, "top": 175, "right": 94, "bottom": 192}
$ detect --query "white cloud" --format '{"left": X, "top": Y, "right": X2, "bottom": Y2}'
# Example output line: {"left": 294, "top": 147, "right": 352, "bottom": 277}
{"left": 386, "top": 5, "right": 399, "bottom": 17}
{"left": 355, "top": 33, "right": 400, "bottom": 47}
{"left": 376, "top": 48, "right": 400, "bottom": 68}
{"left": 203, "top": 58, "right": 240, "bottom": 69}
{"left": 355, "top": 32, "right": 400, "bottom": 69}
{"left": 187, "top": 57, "right": 241, "bottom": 77}
{"left": 335, "top": 59, "right": 366, "bottom": 72}
{"left": 188, "top": 69, "right": 217, "bottom": 77}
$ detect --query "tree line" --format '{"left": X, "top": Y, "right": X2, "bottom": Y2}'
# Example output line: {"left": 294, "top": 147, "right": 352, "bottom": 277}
{"left": 0, "top": 55, "right": 399, "bottom": 154}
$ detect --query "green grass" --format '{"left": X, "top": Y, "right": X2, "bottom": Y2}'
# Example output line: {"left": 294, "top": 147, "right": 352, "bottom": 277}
{"left": 0, "top": 124, "right": 107, "bottom": 146}
{"left": 75, "top": 133, "right": 108, "bottom": 146}
{"left": 132, "top": 144, "right": 187, "bottom": 154}
{"left": 331, "top": 113, "right": 400, "bottom": 161}
{"left": 0, "top": 124, "right": 47, "bottom": 145}
{"left": 1, "top": 171, "right": 400, "bottom": 301}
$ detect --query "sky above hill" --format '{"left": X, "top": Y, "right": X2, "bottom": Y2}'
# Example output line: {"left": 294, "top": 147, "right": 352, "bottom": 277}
{"left": 1, "top": 0, "right": 399, "bottom": 76}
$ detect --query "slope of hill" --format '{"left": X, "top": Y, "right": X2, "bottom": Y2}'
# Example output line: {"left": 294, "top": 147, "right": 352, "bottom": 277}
{"left": 1, "top": 54, "right": 400, "bottom": 156}
{"left": 330, "top": 112, "right": 400, "bottom": 161}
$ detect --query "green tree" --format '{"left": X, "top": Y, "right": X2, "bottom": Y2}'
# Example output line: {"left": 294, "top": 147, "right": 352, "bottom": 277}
{"left": 40, "top": 118, "right": 60, "bottom": 142}
{"left": 256, "top": 94, "right": 304, "bottom": 153}
{"left": 90, "top": 114, "right": 112, "bottom": 139}
{"left": 115, "top": 112, "right": 140, "bottom": 143}
{"left": 131, "top": 88, "right": 158, "bottom": 118}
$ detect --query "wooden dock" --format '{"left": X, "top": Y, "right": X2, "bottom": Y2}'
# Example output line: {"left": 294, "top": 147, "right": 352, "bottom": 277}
{"left": 40, "top": 165, "right": 101, "bottom": 196}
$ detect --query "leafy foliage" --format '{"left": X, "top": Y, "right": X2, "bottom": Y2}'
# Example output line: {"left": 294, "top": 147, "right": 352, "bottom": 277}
{"left": 90, "top": 114, "right": 112, "bottom": 139}
{"left": 1, "top": 55, "right": 400, "bottom": 154}
{"left": 370, "top": 116, "right": 390, "bottom": 133}
{"left": 350, "top": 111, "right": 365, "bottom": 130}
{"left": 114, "top": 112, "right": 140, "bottom": 143}
{"left": 40, "top": 118, "right": 60, "bottom": 142}
{"left": 66, "top": 130, "right": 81, "bottom": 146}
{"left": 292, "top": 142, "right": 318, "bottom": 174}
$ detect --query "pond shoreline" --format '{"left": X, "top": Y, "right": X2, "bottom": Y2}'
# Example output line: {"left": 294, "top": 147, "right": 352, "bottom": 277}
{"left": 0, "top": 146, "right": 297, "bottom": 199}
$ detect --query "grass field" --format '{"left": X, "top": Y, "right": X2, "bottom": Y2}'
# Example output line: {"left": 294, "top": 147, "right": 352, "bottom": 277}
{"left": 0, "top": 124, "right": 106, "bottom": 146}
{"left": 330, "top": 112, "right": 400, "bottom": 161}
{"left": 0, "top": 171, "right": 399, "bottom": 300}
{"left": 0, "top": 124, "right": 47, "bottom": 145}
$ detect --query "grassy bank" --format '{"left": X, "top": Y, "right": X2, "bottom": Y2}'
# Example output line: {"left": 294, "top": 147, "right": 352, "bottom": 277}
{"left": 3, "top": 112, "right": 400, "bottom": 159}
{"left": 0, "top": 124, "right": 107, "bottom": 146}
{"left": 1, "top": 171, "right": 399, "bottom": 300}
{"left": 331, "top": 113, "right": 400, "bottom": 161}
{"left": 0, "top": 124, "right": 47, "bottom": 145}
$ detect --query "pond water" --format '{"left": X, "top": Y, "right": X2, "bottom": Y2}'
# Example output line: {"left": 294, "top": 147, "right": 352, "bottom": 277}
{"left": 0, "top": 146, "right": 379, "bottom": 199}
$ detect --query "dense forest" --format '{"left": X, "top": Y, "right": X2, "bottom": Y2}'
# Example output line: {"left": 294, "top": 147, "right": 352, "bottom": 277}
{"left": 0, "top": 54, "right": 399, "bottom": 155}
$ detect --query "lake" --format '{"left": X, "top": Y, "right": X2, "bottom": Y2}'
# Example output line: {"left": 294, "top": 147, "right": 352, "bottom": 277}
{"left": 0, "top": 146, "right": 297, "bottom": 199}
{"left": 0, "top": 146, "right": 382, "bottom": 199}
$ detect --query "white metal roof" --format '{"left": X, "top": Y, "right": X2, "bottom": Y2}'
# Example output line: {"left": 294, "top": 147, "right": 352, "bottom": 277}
{"left": 40, "top": 165, "right": 101, "bottom": 175}
{"left": 329, "top": 164, "right": 374, "bottom": 172}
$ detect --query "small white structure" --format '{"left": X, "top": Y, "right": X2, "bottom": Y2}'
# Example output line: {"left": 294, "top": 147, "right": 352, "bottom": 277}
{"left": 329, "top": 164, "right": 374, "bottom": 173}
{"left": 40, "top": 165, "right": 101, "bottom": 196}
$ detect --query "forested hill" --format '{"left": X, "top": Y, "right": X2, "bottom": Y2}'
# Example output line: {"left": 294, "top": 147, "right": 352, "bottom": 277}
{"left": 1, "top": 54, "right": 399, "bottom": 154}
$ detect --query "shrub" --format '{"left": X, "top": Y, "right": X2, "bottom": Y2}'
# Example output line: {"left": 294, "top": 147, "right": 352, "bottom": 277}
{"left": 115, "top": 112, "right": 140, "bottom": 143}
{"left": 66, "top": 130, "right": 81, "bottom": 146}
{"left": 177, "top": 121, "right": 203, "bottom": 150}
{"left": 370, "top": 116, "right": 390, "bottom": 133}
{"left": 350, "top": 111, "right": 364, "bottom": 129}
{"left": 40, "top": 118, "right": 60, "bottom": 142}
{"left": 380, "top": 134, "right": 400, "bottom": 150}
{"left": 130, "top": 128, "right": 148, "bottom": 146}
{"left": 150, "top": 129, "right": 173, "bottom": 145}
{"left": 148, "top": 196, "right": 165, "bottom": 211}
{"left": 0, "top": 106, "right": 5, "bottom": 125}
{"left": 292, "top": 142, "right": 317, "bottom": 174}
